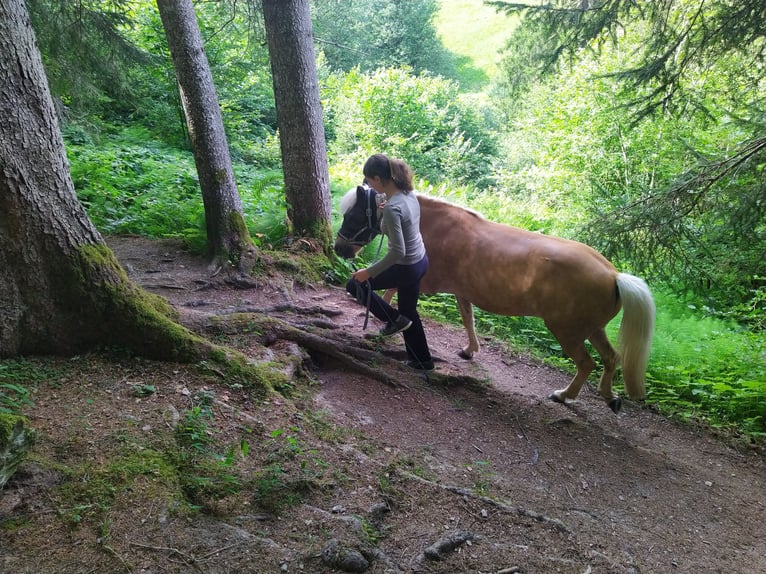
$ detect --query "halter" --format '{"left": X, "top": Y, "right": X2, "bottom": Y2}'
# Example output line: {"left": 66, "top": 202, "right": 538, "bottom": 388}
{"left": 337, "top": 184, "right": 382, "bottom": 247}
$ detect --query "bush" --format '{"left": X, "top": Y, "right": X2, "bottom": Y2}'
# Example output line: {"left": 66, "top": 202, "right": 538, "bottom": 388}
{"left": 324, "top": 67, "right": 498, "bottom": 188}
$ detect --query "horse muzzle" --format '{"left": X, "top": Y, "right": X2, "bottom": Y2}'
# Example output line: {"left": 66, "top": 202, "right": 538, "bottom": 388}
{"left": 333, "top": 237, "right": 362, "bottom": 259}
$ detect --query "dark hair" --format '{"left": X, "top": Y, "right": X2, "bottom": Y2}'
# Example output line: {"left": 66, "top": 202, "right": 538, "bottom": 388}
{"left": 363, "top": 154, "right": 414, "bottom": 192}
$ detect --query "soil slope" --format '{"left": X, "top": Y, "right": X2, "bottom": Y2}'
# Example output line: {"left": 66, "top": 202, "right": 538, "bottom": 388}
{"left": 1, "top": 236, "right": 764, "bottom": 574}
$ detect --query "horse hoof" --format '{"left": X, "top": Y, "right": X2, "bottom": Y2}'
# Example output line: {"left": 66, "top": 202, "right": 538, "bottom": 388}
{"left": 458, "top": 349, "right": 474, "bottom": 360}
{"left": 608, "top": 397, "right": 622, "bottom": 414}
{"left": 548, "top": 392, "right": 565, "bottom": 404}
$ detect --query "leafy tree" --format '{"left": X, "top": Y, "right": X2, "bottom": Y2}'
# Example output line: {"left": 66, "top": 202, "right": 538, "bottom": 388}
{"left": 262, "top": 0, "right": 333, "bottom": 248}
{"left": 25, "top": 0, "right": 146, "bottom": 116}
{"left": 491, "top": 0, "right": 766, "bottom": 323}
{"left": 311, "top": 0, "right": 455, "bottom": 78}
{"left": 324, "top": 66, "right": 498, "bottom": 187}
{"left": 156, "top": 0, "right": 257, "bottom": 272}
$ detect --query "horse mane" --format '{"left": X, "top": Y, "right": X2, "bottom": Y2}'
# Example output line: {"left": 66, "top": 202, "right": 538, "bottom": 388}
{"left": 416, "top": 193, "right": 486, "bottom": 221}
{"left": 339, "top": 187, "right": 358, "bottom": 215}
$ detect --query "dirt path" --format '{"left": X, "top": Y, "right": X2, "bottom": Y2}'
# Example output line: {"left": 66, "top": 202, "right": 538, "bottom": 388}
{"left": 1, "top": 236, "right": 764, "bottom": 574}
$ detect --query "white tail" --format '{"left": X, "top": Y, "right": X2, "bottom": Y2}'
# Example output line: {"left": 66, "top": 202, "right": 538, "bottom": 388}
{"left": 616, "top": 273, "right": 655, "bottom": 400}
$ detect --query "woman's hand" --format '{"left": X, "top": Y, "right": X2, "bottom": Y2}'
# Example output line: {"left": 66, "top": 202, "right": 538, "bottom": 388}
{"left": 352, "top": 268, "right": 371, "bottom": 282}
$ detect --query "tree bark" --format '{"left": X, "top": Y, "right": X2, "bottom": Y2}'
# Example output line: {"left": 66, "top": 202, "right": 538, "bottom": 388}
{"left": 0, "top": 0, "right": 255, "bottom": 380}
{"left": 156, "top": 0, "right": 257, "bottom": 271}
{"left": 261, "top": 0, "right": 333, "bottom": 250}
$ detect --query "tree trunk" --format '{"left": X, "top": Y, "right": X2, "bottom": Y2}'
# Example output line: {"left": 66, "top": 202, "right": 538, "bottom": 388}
{"left": 156, "top": 0, "right": 256, "bottom": 271}
{"left": 262, "top": 0, "right": 333, "bottom": 250}
{"left": 0, "top": 0, "right": 246, "bottom": 371}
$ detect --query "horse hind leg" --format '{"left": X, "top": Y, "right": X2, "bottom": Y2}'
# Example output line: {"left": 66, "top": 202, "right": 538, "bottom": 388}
{"left": 588, "top": 328, "right": 621, "bottom": 413}
{"left": 548, "top": 338, "right": 596, "bottom": 406}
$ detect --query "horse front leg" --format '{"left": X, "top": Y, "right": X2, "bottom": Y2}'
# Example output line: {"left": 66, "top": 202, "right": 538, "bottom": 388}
{"left": 455, "top": 296, "right": 480, "bottom": 359}
{"left": 382, "top": 288, "right": 396, "bottom": 304}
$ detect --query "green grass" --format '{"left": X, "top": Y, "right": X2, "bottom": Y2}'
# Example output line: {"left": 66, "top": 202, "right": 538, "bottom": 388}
{"left": 434, "top": 0, "right": 518, "bottom": 91}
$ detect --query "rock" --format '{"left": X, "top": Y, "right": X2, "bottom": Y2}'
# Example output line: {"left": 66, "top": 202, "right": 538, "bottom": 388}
{"left": 0, "top": 414, "right": 35, "bottom": 489}
{"left": 321, "top": 539, "right": 370, "bottom": 572}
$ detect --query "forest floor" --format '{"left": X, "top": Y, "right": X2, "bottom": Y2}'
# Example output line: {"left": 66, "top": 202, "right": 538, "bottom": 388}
{"left": 1, "top": 236, "right": 765, "bottom": 574}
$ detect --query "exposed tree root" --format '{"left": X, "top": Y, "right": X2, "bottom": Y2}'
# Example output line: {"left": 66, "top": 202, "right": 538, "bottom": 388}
{"left": 421, "top": 530, "right": 479, "bottom": 561}
{"left": 397, "top": 470, "right": 571, "bottom": 534}
{"left": 181, "top": 307, "right": 495, "bottom": 393}
{"left": 184, "top": 311, "right": 414, "bottom": 388}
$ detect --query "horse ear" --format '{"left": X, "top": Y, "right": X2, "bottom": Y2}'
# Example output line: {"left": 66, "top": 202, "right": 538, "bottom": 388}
{"left": 356, "top": 185, "right": 367, "bottom": 200}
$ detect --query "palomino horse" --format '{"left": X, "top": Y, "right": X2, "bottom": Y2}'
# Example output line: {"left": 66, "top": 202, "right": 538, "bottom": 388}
{"left": 334, "top": 185, "right": 656, "bottom": 413}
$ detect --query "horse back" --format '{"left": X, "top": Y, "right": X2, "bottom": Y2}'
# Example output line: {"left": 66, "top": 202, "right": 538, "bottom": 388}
{"left": 416, "top": 195, "right": 620, "bottom": 326}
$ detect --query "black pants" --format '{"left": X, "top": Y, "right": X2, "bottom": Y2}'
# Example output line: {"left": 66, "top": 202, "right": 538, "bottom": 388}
{"left": 346, "top": 255, "right": 432, "bottom": 364}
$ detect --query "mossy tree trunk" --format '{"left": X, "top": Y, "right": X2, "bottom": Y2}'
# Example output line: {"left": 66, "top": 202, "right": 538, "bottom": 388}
{"left": 262, "top": 0, "right": 334, "bottom": 252}
{"left": 156, "top": 0, "right": 257, "bottom": 272}
{"left": 0, "top": 0, "right": 251, "bottom": 371}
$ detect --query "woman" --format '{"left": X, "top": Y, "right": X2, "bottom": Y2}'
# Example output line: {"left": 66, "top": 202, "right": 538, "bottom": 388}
{"left": 346, "top": 154, "right": 434, "bottom": 371}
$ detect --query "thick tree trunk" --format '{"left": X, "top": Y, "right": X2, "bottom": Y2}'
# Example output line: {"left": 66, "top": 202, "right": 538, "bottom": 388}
{"left": 156, "top": 0, "right": 256, "bottom": 271}
{"left": 0, "top": 0, "right": 247, "bottom": 371}
{"left": 262, "top": 0, "right": 333, "bottom": 249}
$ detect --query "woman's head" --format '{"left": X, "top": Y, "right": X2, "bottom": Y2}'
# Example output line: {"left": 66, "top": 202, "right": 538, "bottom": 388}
{"left": 363, "top": 154, "right": 414, "bottom": 192}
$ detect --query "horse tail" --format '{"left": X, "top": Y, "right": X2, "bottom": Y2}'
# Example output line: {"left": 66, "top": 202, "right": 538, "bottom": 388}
{"left": 616, "top": 273, "right": 655, "bottom": 400}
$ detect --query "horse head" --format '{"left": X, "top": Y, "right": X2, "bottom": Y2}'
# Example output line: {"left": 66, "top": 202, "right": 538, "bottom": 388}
{"left": 334, "top": 183, "right": 383, "bottom": 258}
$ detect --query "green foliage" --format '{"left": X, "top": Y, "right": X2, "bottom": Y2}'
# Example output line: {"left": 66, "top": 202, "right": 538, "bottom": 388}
{"left": 67, "top": 127, "right": 204, "bottom": 238}
{"left": 27, "top": 0, "right": 147, "bottom": 115}
{"left": 323, "top": 66, "right": 498, "bottom": 187}
{"left": 174, "top": 403, "right": 249, "bottom": 505}
{"left": 0, "top": 360, "right": 51, "bottom": 414}
{"left": 252, "top": 426, "right": 330, "bottom": 512}
{"left": 313, "top": 0, "right": 455, "bottom": 79}
{"left": 66, "top": 125, "right": 287, "bottom": 253}
{"left": 644, "top": 292, "right": 766, "bottom": 438}
{"left": 494, "top": 22, "right": 766, "bottom": 323}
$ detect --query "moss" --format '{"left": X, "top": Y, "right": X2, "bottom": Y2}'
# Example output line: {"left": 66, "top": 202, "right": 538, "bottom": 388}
{"left": 265, "top": 250, "right": 329, "bottom": 285}
{"left": 228, "top": 210, "right": 252, "bottom": 239}
{"left": 53, "top": 448, "right": 185, "bottom": 526}
{"left": 215, "top": 169, "right": 229, "bottom": 184}
{"left": 199, "top": 348, "right": 277, "bottom": 398}
{"left": 0, "top": 414, "right": 29, "bottom": 447}
{"left": 71, "top": 243, "right": 275, "bottom": 398}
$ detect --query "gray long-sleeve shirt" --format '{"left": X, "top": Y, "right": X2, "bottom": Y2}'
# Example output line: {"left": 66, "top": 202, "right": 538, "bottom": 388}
{"left": 367, "top": 191, "right": 426, "bottom": 278}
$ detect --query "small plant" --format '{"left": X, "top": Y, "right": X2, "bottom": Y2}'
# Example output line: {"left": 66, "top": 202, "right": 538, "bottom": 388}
{"left": 173, "top": 404, "right": 250, "bottom": 506}
{"left": 0, "top": 360, "right": 47, "bottom": 414}
{"left": 130, "top": 383, "right": 156, "bottom": 397}
{"left": 470, "top": 460, "right": 493, "bottom": 496}
{"left": 250, "top": 426, "right": 331, "bottom": 512}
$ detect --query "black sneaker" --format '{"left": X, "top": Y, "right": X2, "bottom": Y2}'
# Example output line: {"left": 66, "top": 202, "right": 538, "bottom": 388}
{"left": 379, "top": 315, "right": 412, "bottom": 336}
{"left": 407, "top": 359, "right": 434, "bottom": 371}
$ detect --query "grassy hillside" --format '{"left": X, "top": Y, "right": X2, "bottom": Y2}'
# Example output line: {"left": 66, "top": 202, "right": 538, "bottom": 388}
{"left": 434, "top": 0, "right": 517, "bottom": 91}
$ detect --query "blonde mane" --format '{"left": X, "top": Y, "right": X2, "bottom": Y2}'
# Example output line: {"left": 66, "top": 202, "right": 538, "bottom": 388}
{"left": 338, "top": 187, "right": 358, "bottom": 215}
